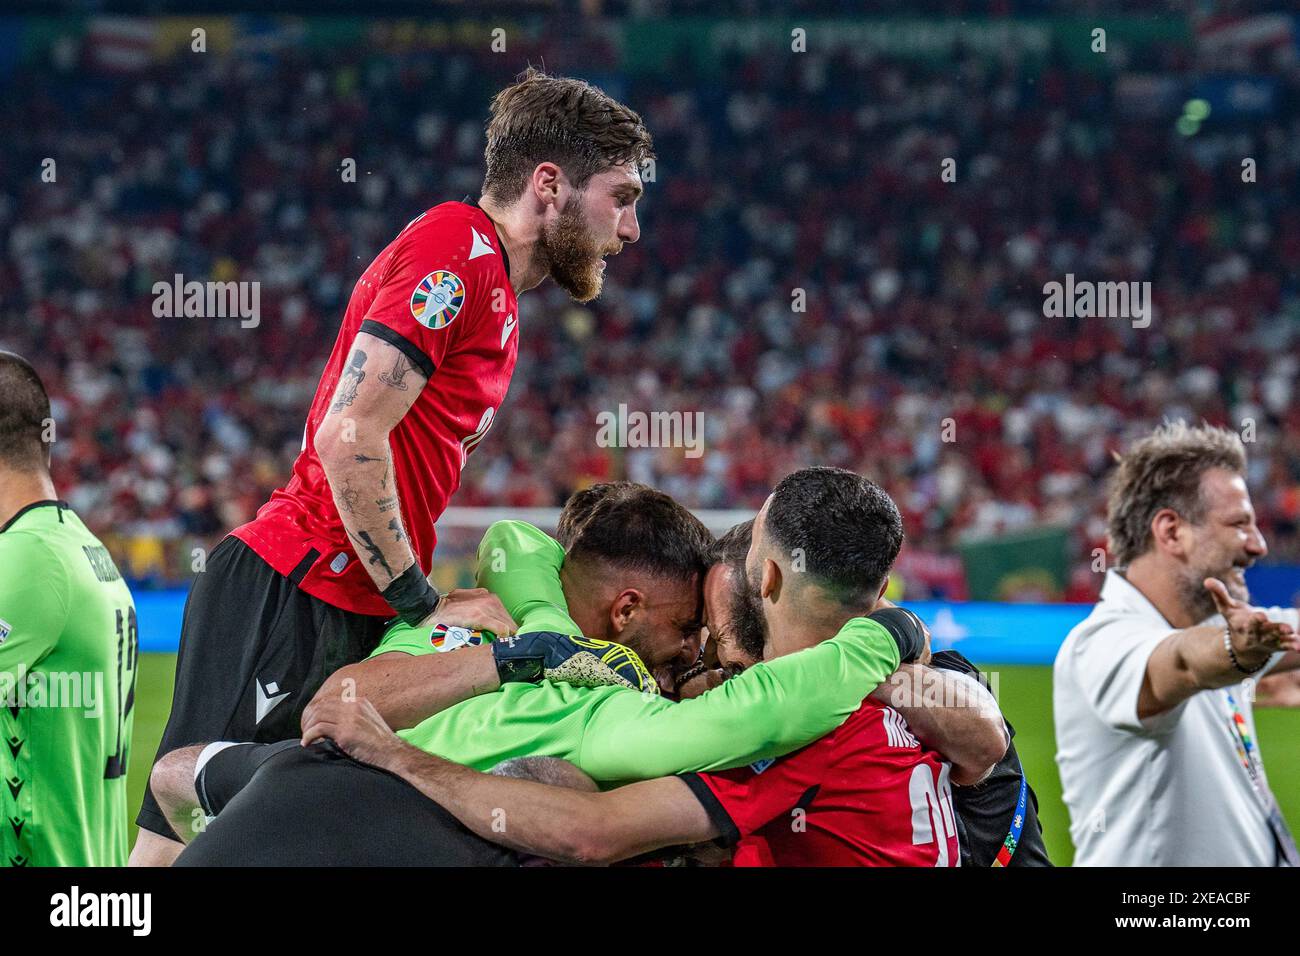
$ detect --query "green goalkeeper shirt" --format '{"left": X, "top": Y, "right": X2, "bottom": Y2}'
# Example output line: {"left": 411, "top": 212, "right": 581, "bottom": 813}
{"left": 369, "top": 521, "right": 899, "bottom": 784}
{"left": 0, "top": 501, "right": 137, "bottom": 867}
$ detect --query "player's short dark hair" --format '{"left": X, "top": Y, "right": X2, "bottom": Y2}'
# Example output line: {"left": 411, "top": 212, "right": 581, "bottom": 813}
{"left": 0, "top": 351, "right": 52, "bottom": 472}
{"left": 763, "top": 467, "right": 903, "bottom": 608}
{"left": 715, "top": 519, "right": 754, "bottom": 567}
{"left": 482, "top": 67, "right": 654, "bottom": 205}
{"left": 566, "top": 485, "right": 714, "bottom": 585}
{"left": 556, "top": 481, "right": 647, "bottom": 548}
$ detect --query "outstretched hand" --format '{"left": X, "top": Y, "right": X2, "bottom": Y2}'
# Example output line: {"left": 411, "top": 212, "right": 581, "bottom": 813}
{"left": 1204, "top": 577, "right": 1300, "bottom": 659}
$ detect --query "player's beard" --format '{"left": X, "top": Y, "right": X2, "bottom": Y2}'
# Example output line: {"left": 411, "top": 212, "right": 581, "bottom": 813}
{"left": 734, "top": 564, "right": 768, "bottom": 662}
{"left": 743, "top": 564, "right": 769, "bottom": 660}
{"left": 538, "top": 195, "right": 611, "bottom": 303}
{"left": 1175, "top": 550, "right": 1252, "bottom": 623}
{"left": 617, "top": 621, "right": 656, "bottom": 671}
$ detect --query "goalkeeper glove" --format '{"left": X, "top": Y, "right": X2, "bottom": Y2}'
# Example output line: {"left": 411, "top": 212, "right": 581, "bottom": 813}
{"left": 492, "top": 632, "right": 659, "bottom": 695}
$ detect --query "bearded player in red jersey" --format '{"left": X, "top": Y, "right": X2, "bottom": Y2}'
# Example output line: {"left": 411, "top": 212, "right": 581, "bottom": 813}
{"left": 131, "top": 69, "right": 653, "bottom": 865}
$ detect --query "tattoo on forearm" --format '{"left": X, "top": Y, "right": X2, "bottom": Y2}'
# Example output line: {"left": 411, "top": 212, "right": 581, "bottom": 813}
{"left": 349, "top": 528, "right": 395, "bottom": 579}
{"left": 379, "top": 352, "right": 414, "bottom": 391}
{"left": 330, "top": 349, "right": 368, "bottom": 413}
{"left": 377, "top": 494, "right": 399, "bottom": 513}
{"left": 337, "top": 478, "right": 361, "bottom": 515}
{"left": 353, "top": 454, "right": 383, "bottom": 465}
{"left": 389, "top": 518, "right": 406, "bottom": 544}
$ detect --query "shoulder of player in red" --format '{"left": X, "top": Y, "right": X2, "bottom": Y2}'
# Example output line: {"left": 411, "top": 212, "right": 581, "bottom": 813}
{"left": 679, "top": 697, "right": 961, "bottom": 866}
{"left": 229, "top": 199, "right": 522, "bottom": 618}
{"left": 355, "top": 199, "right": 518, "bottom": 382}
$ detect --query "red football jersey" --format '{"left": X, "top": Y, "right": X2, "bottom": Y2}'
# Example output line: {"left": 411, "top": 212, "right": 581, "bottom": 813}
{"left": 232, "top": 201, "right": 519, "bottom": 616}
{"left": 684, "top": 700, "right": 960, "bottom": 866}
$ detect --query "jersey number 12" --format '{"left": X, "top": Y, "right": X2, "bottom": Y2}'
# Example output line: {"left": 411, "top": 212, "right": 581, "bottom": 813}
{"left": 104, "top": 606, "right": 139, "bottom": 780}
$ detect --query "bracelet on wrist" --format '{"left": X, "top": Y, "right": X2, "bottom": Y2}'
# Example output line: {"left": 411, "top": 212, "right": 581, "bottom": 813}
{"left": 1224, "top": 626, "right": 1267, "bottom": 676}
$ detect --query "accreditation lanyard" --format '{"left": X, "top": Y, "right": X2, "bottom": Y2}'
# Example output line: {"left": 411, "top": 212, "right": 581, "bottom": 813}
{"left": 1223, "top": 689, "right": 1300, "bottom": 867}
{"left": 992, "top": 774, "right": 1028, "bottom": 867}
{"left": 1223, "top": 690, "right": 1264, "bottom": 785}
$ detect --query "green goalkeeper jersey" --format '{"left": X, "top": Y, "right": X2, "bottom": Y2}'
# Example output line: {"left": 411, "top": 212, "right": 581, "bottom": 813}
{"left": 369, "top": 520, "right": 900, "bottom": 785}
{"left": 0, "top": 501, "right": 137, "bottom": 867}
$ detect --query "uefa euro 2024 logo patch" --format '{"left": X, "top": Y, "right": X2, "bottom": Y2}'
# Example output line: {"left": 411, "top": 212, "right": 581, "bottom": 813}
{"left": 430, "top": 624, "right": 487, "bottom": 652}
{"left": 410, "top": 270, "right": 465, "bottom": 329}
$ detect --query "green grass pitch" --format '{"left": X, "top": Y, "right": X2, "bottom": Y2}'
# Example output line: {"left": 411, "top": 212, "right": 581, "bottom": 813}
{"left": 128, "top": 653, "right": 1300, "bottom": 866}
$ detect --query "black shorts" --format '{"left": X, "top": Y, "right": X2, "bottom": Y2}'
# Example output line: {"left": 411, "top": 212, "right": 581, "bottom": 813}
{"left": 174, "top": 741, "right": 517, "bottom": 867}
{"left": 137, "top": 536, "right": 391, "bottom": 839}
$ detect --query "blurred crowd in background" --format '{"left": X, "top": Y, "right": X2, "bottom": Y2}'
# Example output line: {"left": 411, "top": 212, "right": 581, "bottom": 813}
{"left": 2, "top": 11, "right": 1299, "bottom": 599}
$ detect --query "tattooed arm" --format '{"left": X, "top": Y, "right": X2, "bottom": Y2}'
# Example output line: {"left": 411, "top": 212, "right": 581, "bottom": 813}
{"left": 315, "top": 332, "right": 427, "bottom": 601}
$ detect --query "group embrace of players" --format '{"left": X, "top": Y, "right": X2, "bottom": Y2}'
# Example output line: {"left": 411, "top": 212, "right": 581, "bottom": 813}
{"left": 0, "top": 68, "right": 1051, "bottom": 868}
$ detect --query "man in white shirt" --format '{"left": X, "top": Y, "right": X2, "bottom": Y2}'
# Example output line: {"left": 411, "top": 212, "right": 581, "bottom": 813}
{"left": 1055, "top": 421, "right": 1300, "bottom": 866}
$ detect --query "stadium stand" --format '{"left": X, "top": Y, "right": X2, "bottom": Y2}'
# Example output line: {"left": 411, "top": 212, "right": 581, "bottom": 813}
{"left": 1, "top": 12, "right": 1298, "bottom": 601}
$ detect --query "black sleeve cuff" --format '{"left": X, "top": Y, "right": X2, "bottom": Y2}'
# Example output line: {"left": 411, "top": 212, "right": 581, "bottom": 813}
{"left": 867, "top": 607, "right": 926, "bottom": 663}
{"left": 679, "top": 773, "right": 742, "bottom": 848}
{"left": 358, "top": 320, "right": 435, "bottom": 380}
{"left": 196, "top": 740, "right": 297, "bottom": 816}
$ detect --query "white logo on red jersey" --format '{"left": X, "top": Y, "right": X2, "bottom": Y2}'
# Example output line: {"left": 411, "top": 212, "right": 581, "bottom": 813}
{"left": 500, "top": 313, "right": 517, "bottom": 349}
{"left": 460, "top": 406, "right": 497, "bottom": 468}
{"left": 469, "top": 226, "right": 497, "bottom": 261}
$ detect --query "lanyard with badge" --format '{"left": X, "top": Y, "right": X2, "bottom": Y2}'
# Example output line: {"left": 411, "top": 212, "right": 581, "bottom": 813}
{"left": 1222, "top": 688, "right": 1300, "bottom": 866}
{"left": 991, "top": 774, "right": 1028, "bottom": 867}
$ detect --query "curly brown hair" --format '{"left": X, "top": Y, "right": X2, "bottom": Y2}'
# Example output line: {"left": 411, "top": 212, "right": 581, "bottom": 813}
{"left": 482, "top": 67, "right": 654, "bottom": 204}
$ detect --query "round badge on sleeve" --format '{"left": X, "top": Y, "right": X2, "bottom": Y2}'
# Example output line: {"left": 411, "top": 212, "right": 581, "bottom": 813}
{"left": 429, "top": 624, "right": 488, "bottom": 652}
{"left": 410, "top": 270, "right": 465, "bottom": 329}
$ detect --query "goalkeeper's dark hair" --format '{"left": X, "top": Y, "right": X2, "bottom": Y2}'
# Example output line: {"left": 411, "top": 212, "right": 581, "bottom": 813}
{"left": 763, "top": 466, "right": 903, "bottom": 609}
{"left": 566, "top": 485, "right": 715, "bottom": 584}
{"left": 556, "top": 481, "right": 647, "bottom": 547}
{"left": 0, "top": 351, "right": 52, "bottom": 472}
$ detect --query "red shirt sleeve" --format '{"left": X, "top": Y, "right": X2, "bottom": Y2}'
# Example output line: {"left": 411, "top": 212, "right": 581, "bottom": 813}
{"left": 358, "top": 214, "right": 488, "bottom": 379}
{"left": 680, "top": 743, "right": 834, "bottom": 846}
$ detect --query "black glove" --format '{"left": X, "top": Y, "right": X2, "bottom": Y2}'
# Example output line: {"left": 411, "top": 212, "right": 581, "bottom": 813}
{"left": 492, "top": 632, "right": 659, "bottom": 695}
{"left": 867, "top": 607, "right": 928, "bottom": 663}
